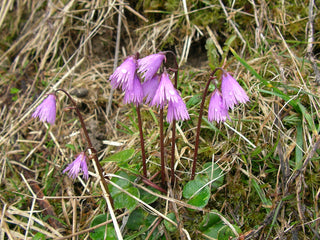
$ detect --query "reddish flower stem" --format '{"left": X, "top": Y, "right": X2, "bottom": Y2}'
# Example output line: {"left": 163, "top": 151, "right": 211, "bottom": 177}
{"left": 191, "top": 68, "right": 221, "bottom": 180}
{"left": 159, "top": 108, "right": 165, "bottom": 185}
{"left": 141, "top": 176, "right": 167, "bottom": 194}
{"left": 56, "top": 89, "right": 113, "bottom": 204}
{"left": 136, "top": 105, "right": 147, "bottom": 177}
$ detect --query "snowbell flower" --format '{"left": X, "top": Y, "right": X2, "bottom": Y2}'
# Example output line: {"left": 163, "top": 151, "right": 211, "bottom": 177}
{"left": 32, "top": 94, "right": 56, "bottom": 125}
{"left": 123, "top": 74, "right": 144, "bottom": 106}
{"left": 221, "top": 72, "right": 249, "bottom": 109}
{"left": 142, "top": 74, "right": 160, "bottom": 105}
{"left": 167, "top": 97, "right": 190, "bottom": 123}
{"left": 151, "top": 71, "right": 180, "bottom": 108}
{"left": 63, "top": 152, "right": 89, "bottom": 180}
{"left": 109, "top": 56, "right": 137, "bottom": 91}
{"left": 137, "top": 53, "right": 166, "bottom": 81}
{"left": 208, "top": 89, "right": 230, "bottom": 123}
{"left": 150, "top": 71, "right": 189, "bottom": 122}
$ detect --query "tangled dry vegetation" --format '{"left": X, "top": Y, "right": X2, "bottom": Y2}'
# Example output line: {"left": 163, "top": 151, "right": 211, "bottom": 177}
{"left": 1, "top": 0, "right": 320, "bottom": 239}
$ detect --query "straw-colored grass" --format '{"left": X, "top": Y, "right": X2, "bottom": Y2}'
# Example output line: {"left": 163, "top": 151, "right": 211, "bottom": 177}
{"left": 1, "top": 0, "right": 319, "bottom": 239}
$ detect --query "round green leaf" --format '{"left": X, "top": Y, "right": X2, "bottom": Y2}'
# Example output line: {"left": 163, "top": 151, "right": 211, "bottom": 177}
{"left": 113, "top": 186, "right": 139, "bottom": 211}
{"left": 202, "top": 162, "right": 224, "bottom": 190}
{"left": 202, "top": 221, "right": 225, "bottom": 239}
{"left": 90, "top": 214, "right": 116, "bottom": 240}
{"left": 183, "top": 179, "right": 210, "bottom": 208}
{"left": 163, "top": 212, "right": 177, "bottom": 232}
{"left": 199, "top": 210, "right": 222, "bottom": 231}
{"left": 127, "top": 208, "right": 146, "bottom": 230}
{"left": 108, "top": 171, "right": 131, "bottom": 197}
{"left": 195, "top": 173, "right": 209, "bottom": 183}
{"left": 217, "top": 225, "right": 241, "bottom": 240}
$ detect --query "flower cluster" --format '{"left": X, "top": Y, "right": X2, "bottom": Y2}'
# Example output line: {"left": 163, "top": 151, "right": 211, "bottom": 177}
{"left": 31, "top": 51, "right": 249, "bottom": 183}
{"left": 109, "top": 53, "right": 189, "bottom": 123}
{"left": 208, "top": 71, "right": 249, "bottom": 123}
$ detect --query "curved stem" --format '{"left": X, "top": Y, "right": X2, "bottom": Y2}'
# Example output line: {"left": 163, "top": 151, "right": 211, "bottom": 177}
{"left": 56, "top": 89, "right": 112, "bottom": 199}
{"left": 56, "top": 89, "right": 123, "bottom": 238}
{"left": 191, "top": 68, "right": 222, "bottom": 180}
{"left": 136, "top": 105, "right": 147, "bottom": 177}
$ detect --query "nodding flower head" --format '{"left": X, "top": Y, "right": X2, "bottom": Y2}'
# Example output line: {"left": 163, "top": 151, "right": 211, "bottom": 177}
{"left": 142, "top": 74, "right": 160, "bottom": 105}
{"left": 151, "top": 71, "right": 180, "bottom": 108}
{"left": 167, "top": 97, "right": 190, "bottom": 123}
{"left": 208, "top": 89, "right": 230, "bottom": 123}
{"left": 32, "top": 94, "right": 57, "bottom": 125}
{"left": 63, "top": 152, "right": 89, "bottom": 180}
{"left": 123, "top": 75, "right": 144, "bottom": 106}
{"left": 109, "top": 56, "right": 137, "bottom": 91}
{"left": 221, "top": 72, "right": 249, "bottom": 109}
{"left": 137, "top": 53, "right": 166, "bottom": 81}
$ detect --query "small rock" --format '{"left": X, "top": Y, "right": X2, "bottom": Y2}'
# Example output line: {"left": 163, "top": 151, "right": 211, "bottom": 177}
{"left": 70, "top": 88, "right": 89, "bottom": 98}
